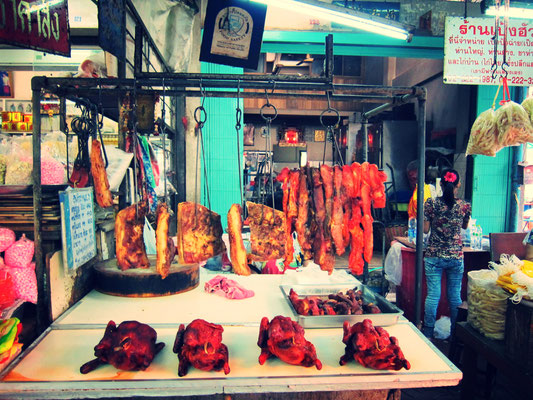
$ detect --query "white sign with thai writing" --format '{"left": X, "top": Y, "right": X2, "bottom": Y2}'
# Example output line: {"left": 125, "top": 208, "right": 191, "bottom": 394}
{"left": 59, "top": 187, "right": 97, "bottom": 272}
{"left": 444, "top": 16, "right": 533, "bottom": 86}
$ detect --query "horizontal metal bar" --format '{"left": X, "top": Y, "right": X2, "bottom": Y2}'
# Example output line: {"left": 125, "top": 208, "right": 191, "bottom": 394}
{"left": 137, "top": 71, "right": 331, "bottom": 83}
{"left": 362, "top": 93, "right": 418, "bottom": 119}
{"left": 39, "top": 77, "right": 423, "bottom": 98}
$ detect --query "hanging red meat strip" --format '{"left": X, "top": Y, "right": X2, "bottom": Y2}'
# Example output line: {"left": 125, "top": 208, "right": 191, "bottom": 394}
{"left": 283, "top": 170, "right": 301, "bottom": 268}
{"left": 331, "top": 166, "right": 345, "bottom": 256}
{"left": 295, "top": 167, "right": 312, "bottom": 253}
{"left": 342, "top": 165, "right": 355, "bottom": 248}
{"left": 360, "top": 162, "right": 372, "bottom": 217}
{"left": 361, "top": 213, "right": 374, "bottom": 264}
{"left": 348, "top": 204, "right": 364, "bottom": 275}
{"left": 276, "top": 167, "right": 291, "bottom": 213}
{"left": 312, "top": 168, "right": 335, "bottom": 274}
{"left": 320, "top": 164, "right": 334, "bottom": 231}
{"left": 368, "top": 163, "right": 388, "bottom": 208}
{"left": 351, "top": 162, "right": 362, "bottom": 199}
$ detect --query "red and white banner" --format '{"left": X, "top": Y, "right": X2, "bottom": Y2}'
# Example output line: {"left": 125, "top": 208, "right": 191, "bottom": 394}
{"left": 444, "top": 16, "right": 533, "bottom": 86}
{"left": 0, "top": 0, "right": 70, "bottom": 57}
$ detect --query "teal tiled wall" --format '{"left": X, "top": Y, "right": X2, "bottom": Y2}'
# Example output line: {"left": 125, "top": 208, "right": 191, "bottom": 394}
{"left": 199, "top": 63, "right": 244, "bottom": 230}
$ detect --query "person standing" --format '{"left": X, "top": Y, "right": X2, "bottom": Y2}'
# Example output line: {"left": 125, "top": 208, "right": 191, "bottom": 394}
{"left": 422, "top": 169, "right": 471, "bottom": 339}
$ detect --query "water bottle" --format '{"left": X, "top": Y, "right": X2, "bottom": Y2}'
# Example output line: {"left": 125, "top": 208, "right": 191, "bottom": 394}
{"left": 408, "top": 218, "right": 417, "bottom": 243}
{"left": 475, "top": 225, "right": 483, "bottom": 250}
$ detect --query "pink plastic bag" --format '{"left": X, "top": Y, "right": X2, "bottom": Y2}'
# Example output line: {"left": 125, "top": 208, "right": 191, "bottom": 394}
{"left": 0, "top": 227, "right": 15, "bottom": 252}
{"left": 4, "top": 234, "right": 34, "bottom": 268}
{"left": 7, "top": 263, "right": 37, "bottom": 304}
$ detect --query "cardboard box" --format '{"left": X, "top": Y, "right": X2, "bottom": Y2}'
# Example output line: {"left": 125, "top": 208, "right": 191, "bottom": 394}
{"left": 1, "top": 111, "right": 10, "bottom": 122}
{"left": 10, "top": 112, "right": 22, "bottom": 122}
{"left": 23, "top": 114, "right": 32, "bottom": 124}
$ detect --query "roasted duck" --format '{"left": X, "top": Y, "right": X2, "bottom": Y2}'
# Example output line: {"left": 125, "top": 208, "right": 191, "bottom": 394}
{"left": 156, "top": 202, "right": 175, "bottom": 279}
{"left": 177, "top": 202, "right": 226, "bottom": 265}
{"left": 115, "top": 202, "right": 150, "bottom": 270}
{"left": 173, "top": 319, "right": 230, "bottom": 376}
{"left": 227, "top": 204, "right": 250, "bottom": 275}
{"left": 258, "top": 315, "right": 322, "bottom": 369}
{"left": 245, "top": 202, "right": 286, "bottom": 261}
{"left": 340, "top": 319, "right": 410, "bottom": 371}
{"left": 80, "top": 320, "right": 164, "bottom": 373}
{"left": 90, "top": 139, "right": 113, "bottom": 208}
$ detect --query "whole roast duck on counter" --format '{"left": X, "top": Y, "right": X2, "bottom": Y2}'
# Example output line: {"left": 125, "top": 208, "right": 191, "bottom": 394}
{"left": 340, "top": 319, "right": 410, "bottom": 371}
{"left": 80, "top": 320, "right": 165, "bottom": 374}
{"left": 258, "top": 315, "right": 322, "bottom": 369}
{"left": 173, "top": 319, "right": 230, "bottom": 377}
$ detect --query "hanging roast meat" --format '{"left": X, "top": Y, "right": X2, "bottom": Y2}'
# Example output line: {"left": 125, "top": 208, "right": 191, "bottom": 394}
{"left": 258, "top": 315, "right": 322, "bottom": 369}
{"left": 115, "top": 202, "right": 150, "bottom": 270}
{"left": 156, "top": 202, "right": 175, "bottom": 279}
{"left": 90, "top": 139, "right": 113, "bottom": 208}
{"left": 340, "top": 319, "right": 410, "bottom": 371}
{"left": 80, "top": 320, "right": 164, "bottom": 373}
{"left": 173, "top": 319, "right": 230, "bottom": 377}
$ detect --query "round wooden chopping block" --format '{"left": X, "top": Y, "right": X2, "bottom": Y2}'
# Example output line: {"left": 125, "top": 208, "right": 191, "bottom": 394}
{"left": 93, "top": 256, "right": 199, "bottom": 297}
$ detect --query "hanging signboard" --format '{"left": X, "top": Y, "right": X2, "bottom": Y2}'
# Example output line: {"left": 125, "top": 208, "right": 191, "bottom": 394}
{"left": 200, "top": 0, "right": 267, "bottom": 69}
{"left": 98, "top": 0, "right": 125, "bottom": 60}
{"left": 0, "top": 0, "right": 71, "bottom": 56}
{"left": 59, "top": 187, "right": 97, "bottom": 273}
{"left": 444, "top": 16, "right": 533, "bottom": 86}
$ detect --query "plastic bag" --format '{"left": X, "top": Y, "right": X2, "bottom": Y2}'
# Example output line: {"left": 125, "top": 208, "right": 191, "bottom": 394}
{"left": 467, "top": 269, "right": 510, "bottom": 340}
{"left": 0, "top": 269, "right": 16, "bottom": 311}
{"left": 0, "top": 135, "right": 11, "bottom": 184}
{"left": 495, "top": 101, "right": 533, "bottom": 147}
{"left": 4, "top": 136, "right": 32, "bottom": 185}
{"left": 384, "top": 241, "right": 403, "bottom": 286}
{"left": 522, "top": 97, "right": 533, "bottom": 124}
{"left": 466, "top": 108, "right": 501, "bottom": 157}
{"left": 6, "top": 262, "right": 37, "bottom": 304}
{"left": 434, "top": 316, "right": 451, "bottom": 340}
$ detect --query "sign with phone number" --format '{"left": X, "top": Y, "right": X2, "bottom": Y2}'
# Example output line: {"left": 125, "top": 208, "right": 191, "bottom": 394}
{"left": 444, "top": 16, "right": 533, "bottom": 86}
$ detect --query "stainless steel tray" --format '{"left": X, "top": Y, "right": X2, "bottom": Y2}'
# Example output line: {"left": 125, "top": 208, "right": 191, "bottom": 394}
{"left": 280, "top": 283, "right": 403, "bottom": 328}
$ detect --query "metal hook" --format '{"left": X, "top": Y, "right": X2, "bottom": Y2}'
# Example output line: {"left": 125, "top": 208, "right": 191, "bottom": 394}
{"left": 200, "top": 79, "right": 206, "bottom": 108}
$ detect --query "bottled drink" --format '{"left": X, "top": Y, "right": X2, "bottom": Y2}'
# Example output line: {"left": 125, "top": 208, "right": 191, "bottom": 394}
{"left": 408, "top": 218, "right": 417, "bottom": 243}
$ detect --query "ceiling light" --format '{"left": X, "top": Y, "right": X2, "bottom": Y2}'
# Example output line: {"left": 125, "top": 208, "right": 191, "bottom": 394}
{"left": 250, "top": 0, "right": 413, "bottom": 40}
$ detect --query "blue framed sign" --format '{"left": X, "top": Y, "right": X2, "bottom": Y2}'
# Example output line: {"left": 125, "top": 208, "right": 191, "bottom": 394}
{"left": 59, "top": 187, "right": 97, "bottom": 272}
{"left": 200, "top": 0, "right": 267, "bottom": 69}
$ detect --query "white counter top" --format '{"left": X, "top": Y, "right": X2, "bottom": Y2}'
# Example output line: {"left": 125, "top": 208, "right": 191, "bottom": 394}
{"left": 0, "top": 268, "right": 461, "bottom": 399}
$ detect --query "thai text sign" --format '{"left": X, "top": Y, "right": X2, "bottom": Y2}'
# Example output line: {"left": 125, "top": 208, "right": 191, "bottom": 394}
{"left": 444, "top": 17, "right": 533, "bottom": 86}
{"left": 0, "top": 0, "right": 70, "bottom": 56}
{"left": 59, "top": 187, "right": 96, "bottom": 272}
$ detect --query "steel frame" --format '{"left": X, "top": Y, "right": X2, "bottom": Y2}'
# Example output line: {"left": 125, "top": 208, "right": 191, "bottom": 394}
{"left": 30, "top": 34, "right": 428, "bottom": 331}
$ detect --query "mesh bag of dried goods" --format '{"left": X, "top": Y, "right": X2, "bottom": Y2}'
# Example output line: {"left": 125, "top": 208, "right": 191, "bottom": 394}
{"left": 467, "top": 269, "right": 510, "bottom": 340}
{"left": 495, "top": 101, "right": 533, "bottom": 147}
{"left": 466, "top": 108, "right": 501, "bottom": 156}
{"left": 522, "top": 97, "right": 533, "bottom": 124}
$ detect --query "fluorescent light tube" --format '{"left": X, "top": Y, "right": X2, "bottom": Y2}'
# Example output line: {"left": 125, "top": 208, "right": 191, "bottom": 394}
{"left": 485, "top": 5, "right": 533, "bottom": 18}
{"left": 251, "top": 0, "right": 411, "bottom": 40}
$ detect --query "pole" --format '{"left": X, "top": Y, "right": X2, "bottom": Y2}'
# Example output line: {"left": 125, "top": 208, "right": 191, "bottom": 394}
{"left": 31, "top": 76, "right": 47, "bottom": 332}
{"left": 414, "top": 91, "right": 427, "bottom": 328}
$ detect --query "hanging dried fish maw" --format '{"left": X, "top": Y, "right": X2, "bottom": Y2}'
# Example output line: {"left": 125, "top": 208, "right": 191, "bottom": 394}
{"left": 495, "top": 101, "right": 533, "bottom": 147}
{"left": 466, "top": 108, "right": 501, "bottom": 157}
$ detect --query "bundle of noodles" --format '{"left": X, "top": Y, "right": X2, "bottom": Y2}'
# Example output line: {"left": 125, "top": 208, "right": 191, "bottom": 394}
{"left": 495, "top": 101, "right": 533, "bottom": 147}
{"left": 521, "top": 97, "right": 533, "bottom": 124}
{"left": 466, "top": 108, "right": 501, "bottom": 157}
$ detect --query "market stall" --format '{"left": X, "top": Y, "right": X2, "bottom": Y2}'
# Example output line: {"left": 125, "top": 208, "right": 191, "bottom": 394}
{"left": 0, "top": 31, "right": 440, "bottom": 399}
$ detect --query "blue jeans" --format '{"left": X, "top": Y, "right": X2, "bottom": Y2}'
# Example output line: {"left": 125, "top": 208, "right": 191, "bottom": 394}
{"left": 423, "top": 257, "right": 464, "bottom": 338}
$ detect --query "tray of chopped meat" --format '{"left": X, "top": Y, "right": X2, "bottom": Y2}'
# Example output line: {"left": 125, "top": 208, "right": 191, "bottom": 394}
{"left": 280, "top": 284, "right": 403, "bottom": 328}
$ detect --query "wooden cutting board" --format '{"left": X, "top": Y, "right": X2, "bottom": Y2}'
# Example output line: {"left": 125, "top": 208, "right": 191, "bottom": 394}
{"left": 93, "top": 256, "right": 199, "bottom": 297}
